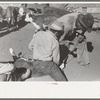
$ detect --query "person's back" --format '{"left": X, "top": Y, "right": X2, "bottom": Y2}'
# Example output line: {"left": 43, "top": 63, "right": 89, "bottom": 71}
{"left": 28, "top": 21, "right": 68, "bottom": 81}
{"left": 29, "top": 30, "right": 60, "bottom": 65}
{"left": 57, "top": 13, "right": 79, "bottom": 34}
{"left": 57, "top": 12, "right": 78, "bottom": 24}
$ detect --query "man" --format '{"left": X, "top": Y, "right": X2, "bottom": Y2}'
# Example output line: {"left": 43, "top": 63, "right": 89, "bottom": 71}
{"left": 18, "top": 4, "right": 27, "bottom": 24}
{"left": 28, "top": 21, "right": 68, "bottom": 81}
{"left": 19, "top": 4, "right": 27, "bottom": 17}
{"left": 53, "top": 12, "right": 94, "bottom": 66}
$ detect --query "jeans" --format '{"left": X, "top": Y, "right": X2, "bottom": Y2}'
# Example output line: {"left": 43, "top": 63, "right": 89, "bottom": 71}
{"left": 31, "top": 60, "right": 68, "bottom": 81}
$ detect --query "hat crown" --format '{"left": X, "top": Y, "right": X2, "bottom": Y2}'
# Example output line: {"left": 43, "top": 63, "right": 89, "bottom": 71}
{"left": 50, "top": 21, "right": 64, "bottom": 31}
{"left": 77, "top": 13, "right": 94, "bottom": 31}
{"left": 83, "top": 13, "right": 94, "bottom": 27}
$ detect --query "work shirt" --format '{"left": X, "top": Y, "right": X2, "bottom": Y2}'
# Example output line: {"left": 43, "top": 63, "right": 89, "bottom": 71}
{"left": 19, "top": 7, "right": 25, "bottom": 16}
{"left": 57, "top": 12, "right": 79, "bottom": 30}
{"left": 56, "top": 12, "right": 79, "bottom": 41}
{"left": 28, "top": 30, "right": 60, "bottom": 65}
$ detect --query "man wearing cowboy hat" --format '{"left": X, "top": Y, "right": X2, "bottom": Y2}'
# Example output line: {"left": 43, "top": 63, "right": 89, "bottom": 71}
{"left": 53, "top": 12, "right": 94, "bottom": 66}
{"left": 28, "top": 21, "right": 68, "bottom": 81}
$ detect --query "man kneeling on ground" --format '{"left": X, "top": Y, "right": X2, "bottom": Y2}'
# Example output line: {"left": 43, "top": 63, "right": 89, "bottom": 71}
{"left": 28, "top": 21, "right": 68, "bottom": 81}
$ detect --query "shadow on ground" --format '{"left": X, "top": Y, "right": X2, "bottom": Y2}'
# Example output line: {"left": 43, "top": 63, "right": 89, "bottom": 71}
{"left": 0, "top": 21, "right": 28, "bottom": 38}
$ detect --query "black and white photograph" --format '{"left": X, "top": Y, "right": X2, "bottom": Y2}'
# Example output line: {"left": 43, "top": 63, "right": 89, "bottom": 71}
{"left": 0, "top": 1, "right": 100, "bottom": 98}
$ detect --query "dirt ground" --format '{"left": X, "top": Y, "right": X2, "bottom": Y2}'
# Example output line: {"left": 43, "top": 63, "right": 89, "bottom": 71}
{"left": 0, "top": 22, "right": 100, "bottom": 81}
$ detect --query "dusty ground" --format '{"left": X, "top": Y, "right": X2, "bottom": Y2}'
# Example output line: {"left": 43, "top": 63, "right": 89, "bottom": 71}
{"left": 0, "top": 22, "right": 100, "bottom": 81}
{"left": 65, "top": 30, "right": 100, "bottom": 81}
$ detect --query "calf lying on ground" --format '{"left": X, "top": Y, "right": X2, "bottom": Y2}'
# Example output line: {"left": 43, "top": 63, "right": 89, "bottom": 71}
{"left": 9, "top": 48, "right": 54, "bottom": 81}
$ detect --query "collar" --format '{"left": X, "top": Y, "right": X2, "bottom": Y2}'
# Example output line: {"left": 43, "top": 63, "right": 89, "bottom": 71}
{"left": 47, "top": 30, "right": 58, "bottom": 41}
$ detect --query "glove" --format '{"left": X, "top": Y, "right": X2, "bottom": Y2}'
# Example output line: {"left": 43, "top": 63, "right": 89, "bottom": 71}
{"left": 77, "top": 35, "right": 85, "bottom": 43}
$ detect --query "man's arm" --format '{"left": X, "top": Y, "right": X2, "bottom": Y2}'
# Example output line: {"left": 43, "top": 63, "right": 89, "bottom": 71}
{"left": 52, "top": 43, "right": 60, "bottom": 65}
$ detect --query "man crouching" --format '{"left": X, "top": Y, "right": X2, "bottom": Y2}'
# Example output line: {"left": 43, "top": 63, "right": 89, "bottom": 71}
{"left": 28, "top": 21, "right": 68, "bottom": 81}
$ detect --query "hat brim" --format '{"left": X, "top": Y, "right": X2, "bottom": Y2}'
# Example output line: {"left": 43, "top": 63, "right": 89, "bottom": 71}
{"left": 87, "top": 28, "right": 92, "bottom": 33}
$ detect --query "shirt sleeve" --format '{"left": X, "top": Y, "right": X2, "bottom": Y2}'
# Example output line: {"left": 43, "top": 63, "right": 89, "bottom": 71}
{"left": 52, "top": 41, "right": 60, "bottom": 65}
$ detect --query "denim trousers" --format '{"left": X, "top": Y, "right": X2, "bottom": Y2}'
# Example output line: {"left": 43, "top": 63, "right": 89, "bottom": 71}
{"left": 31, "top": 60, "right": 68, "bottom": 81}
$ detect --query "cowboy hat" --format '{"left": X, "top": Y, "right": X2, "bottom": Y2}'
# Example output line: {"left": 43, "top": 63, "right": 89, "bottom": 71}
{"left": 77, "top": 13, "right": 94, "bottom": 32}
{"left": 50, "top": 21, "right": 64, "bottom": 31}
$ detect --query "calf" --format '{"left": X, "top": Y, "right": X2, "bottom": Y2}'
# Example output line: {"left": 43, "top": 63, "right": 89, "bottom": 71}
{"left": 9, "top": 48, "right": 47, "bottom": 81}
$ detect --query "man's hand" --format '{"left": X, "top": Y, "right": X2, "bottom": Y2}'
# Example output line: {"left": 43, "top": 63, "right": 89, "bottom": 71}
{"left": 59, "top": 40, "right": 74, "bottom": 48}
{"left": 77, "top": 35, "right": 85, "bottom": 43}
{"left": 60, "top": 40, "right": 71, "bottom": 45}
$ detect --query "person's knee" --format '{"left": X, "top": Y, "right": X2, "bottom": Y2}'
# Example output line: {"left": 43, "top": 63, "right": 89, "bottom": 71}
{"left": 62, "top": 75, "right": 68, "bottom": 81}
{"left": 50, "top": 67, "right": 68, "bottom": 81}
{"left": 57, "top": 72, "right": 68, "bottom": 81}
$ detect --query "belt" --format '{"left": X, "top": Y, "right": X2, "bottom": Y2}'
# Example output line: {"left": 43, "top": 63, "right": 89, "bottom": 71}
{"left": 34, "top": 59, "right": 41, "bottom": 61}
{"left": 34, "top": 59, "right": 52, "bottom": 62}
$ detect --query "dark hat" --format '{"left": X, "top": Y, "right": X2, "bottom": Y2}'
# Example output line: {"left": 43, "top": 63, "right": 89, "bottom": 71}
{"left": 77, "top": 13, "right": 94, "bottom": 32}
